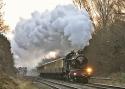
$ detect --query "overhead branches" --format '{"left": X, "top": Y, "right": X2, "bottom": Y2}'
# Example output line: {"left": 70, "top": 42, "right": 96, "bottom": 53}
{"left": 73, "top": 0, "right": 125, "bottom": 30}
{"left": 0, "top": 0, "right": 9, "bottom": 33}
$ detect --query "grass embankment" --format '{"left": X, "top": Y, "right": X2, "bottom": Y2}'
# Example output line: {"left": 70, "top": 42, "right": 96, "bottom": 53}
{"left": 17, "top": 77, "right": 50, "bottom": 89}
{"left": 90, "top": 72, "right": 125, "bottom": 87}
{"left": 0, "top": 74, "right": 18, "bottom": 89}
{"left": 109, "top": 73, "right": 125, "bottom": 85}
{"left": 18, "top": 80, "right": 38, "bottom": 89}
{"left": 0, "top": 74, "right": 38, "bottom": 89}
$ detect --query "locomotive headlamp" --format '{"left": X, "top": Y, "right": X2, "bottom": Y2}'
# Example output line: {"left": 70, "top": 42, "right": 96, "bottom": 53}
{"left": 73, "top": 72, "right": 77, "bottom": 76}
{"left": 72, "top": 57, "right": 75, "bottom": 59}
{"left": 86, "top": 67, "right": 92, "bottom": 74}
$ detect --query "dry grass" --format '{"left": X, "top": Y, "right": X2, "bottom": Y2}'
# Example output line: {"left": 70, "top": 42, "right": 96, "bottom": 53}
{"left": 109, "top": 72, "right": 125, "bottom": 84}
{"left": 18, "top": 80, "right": 38, "bottom": 89}
{"left": 0, "top": 74, "right": 18, "bottom": 89}
{"left": 17, "top": 77, "right": 50, "bottom": 89}
{"left": 0, "top": 74, "right": 51, "bottom": 89}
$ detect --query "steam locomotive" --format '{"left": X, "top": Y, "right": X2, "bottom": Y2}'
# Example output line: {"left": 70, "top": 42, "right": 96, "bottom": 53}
{"left": 37, "top": 50, "right": 93, "bottom": 83}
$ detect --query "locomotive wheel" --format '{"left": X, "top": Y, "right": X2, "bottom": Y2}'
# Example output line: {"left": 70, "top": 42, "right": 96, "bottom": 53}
{"left": 69, "top": 76, "right": 74, "bottom": 82}
{"left": 82, "top": 78, "right": 88, "bottom": 83}
{"left": 39, "top": 73, "right": 43, "bottom": 77}
{"left": 64, "top": 75, "right": 68, "bottom": 81}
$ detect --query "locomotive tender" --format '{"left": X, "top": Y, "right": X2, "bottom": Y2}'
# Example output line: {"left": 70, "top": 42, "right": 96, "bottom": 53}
{"left": 37, "top": 50, "right": 93, "bottom": 83}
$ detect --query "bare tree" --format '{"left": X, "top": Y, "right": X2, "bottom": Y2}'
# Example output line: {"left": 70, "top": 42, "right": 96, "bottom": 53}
{"left": 0, "top": 0, "right": 9, "bottom": 33}
{"left": 73, "top": 0, "right": 125, "bottom": 30}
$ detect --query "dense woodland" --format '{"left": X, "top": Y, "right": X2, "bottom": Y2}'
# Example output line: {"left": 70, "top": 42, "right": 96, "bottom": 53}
{"left": 74, "top": 0, "right": 125, "bottom": 75}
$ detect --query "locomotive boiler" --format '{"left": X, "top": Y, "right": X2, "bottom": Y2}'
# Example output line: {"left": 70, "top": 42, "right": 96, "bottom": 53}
{"left": 37, "top": 50, "right": 93, "bottom": 83}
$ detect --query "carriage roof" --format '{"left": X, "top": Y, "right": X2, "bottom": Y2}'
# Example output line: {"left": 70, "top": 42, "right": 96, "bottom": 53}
{"left": 38, "top": 58, "right": 63, "bottom": 68}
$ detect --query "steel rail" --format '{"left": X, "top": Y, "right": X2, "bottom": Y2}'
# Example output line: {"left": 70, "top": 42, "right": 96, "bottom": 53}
{"left": 35, "top": 80, "right": 67, "bottom": 89}
{"left": 43, "top": 78, "right": 125, "bottom": 89}
{"left": 34, "top": 81, "right": 59, "bottom": 89}
{"left": 25, "top": 76, "right": 63, "bottom": 89}
{"left": 85, "top": 83, "right": 125, "bottom": 89}
{"left": 40, "top": 79, "right": 78, "bottom": 89}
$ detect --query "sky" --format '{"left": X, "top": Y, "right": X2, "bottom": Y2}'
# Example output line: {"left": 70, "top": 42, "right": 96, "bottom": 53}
{"left": 4, "top": 0, "right": 73, "bottom": 29}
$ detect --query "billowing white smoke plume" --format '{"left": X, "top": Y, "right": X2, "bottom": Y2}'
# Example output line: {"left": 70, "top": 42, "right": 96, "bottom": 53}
{"left": 11, "top": 5, "right": 94, "bottom": 68}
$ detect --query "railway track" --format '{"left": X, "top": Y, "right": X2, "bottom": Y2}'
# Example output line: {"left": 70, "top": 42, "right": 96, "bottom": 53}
{"left": 85, "top": 83, "right": 125, "bottom": 89}
{"left": 26, "top": 76, "right": 125, "bottom": 89}
{"left": 41, "top": 78, "right": 125, "bottom": 89}
{"left": 34, "top": 78, "right": 94, "bottom": 89}
{"left": 35, "top": 80, "right": 74, "bottom": 89}
{"left": 35, "top": 78, "right": 85, "bottom": 89}
{"left": 28, "top": 77, "right": 74, "bottom": 89}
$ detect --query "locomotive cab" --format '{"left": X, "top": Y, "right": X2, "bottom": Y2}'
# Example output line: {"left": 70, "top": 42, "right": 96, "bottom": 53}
{"left": 64, "top": 50, "right": 92, "bottom": 83}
